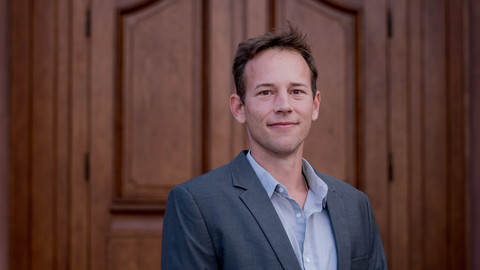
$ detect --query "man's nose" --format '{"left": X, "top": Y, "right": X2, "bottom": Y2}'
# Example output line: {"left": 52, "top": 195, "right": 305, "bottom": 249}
{"left": 273, "top": 91, "right": 293, "bottom": 113}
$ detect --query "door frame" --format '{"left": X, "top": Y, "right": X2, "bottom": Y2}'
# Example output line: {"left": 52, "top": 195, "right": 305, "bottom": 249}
{"left": 0, "top": 0, "right": 10, "bottom": 268}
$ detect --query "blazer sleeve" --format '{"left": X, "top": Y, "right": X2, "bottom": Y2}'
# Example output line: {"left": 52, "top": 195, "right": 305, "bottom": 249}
{"left": 365, "top": 194, "right": 388, "bottom": 270}
{"left": 161, "top": 185, "right": 219, "bottom": 270}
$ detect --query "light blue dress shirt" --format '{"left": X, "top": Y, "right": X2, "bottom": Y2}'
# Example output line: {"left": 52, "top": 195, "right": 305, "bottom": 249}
{"left": 246, "top": 151, "right": 337, "bottom": 270}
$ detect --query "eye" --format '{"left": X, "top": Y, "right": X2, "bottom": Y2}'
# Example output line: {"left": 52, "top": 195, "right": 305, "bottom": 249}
{"left": 259, "top": 90, "right": 272, "bottom": 95}
{"left": 292, "top": 89, "right": 303, "bottom": 95}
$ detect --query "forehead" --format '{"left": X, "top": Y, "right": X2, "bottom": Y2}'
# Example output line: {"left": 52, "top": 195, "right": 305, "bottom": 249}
{"left": 244, "top": 48, "right": 310, "bottom": 88}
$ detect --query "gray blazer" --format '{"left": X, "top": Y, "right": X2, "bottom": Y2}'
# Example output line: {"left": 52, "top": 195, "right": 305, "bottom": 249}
{"left": 161, "top": 151, "right": 387, "bottom": 270}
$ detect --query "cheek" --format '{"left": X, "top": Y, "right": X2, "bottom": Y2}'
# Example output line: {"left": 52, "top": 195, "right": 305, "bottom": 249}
{"left": 303, "top": 102, "right": 317, "bottom": 120}
{"left": 297, "top": 104, "right": 315, "bottom": 119}
{"left": 245, "top": 112, "right": 263, "bottom": 127}
{"left": 245, "top": 103, "right": 268, "bottom": 121}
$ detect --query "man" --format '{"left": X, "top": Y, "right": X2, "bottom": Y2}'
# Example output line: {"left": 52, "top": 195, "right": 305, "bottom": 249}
{"left": 161, "top": 26, "right": 387, "bottom": 270}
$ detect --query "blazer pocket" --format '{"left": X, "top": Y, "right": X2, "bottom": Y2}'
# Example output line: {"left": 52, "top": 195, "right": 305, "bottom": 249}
{"left": 351, "top": 255, "right": 369, "bottom": 270}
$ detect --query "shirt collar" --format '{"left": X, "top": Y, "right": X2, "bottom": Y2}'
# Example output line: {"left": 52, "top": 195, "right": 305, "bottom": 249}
{"left": 301, "top": 158, "right": 329, "bottom": 209}
{"left": 246, "top": 151, "right": 328, "bottom": 208}
{"left": 246, "top": 151, "right": 279, "bottom": 198}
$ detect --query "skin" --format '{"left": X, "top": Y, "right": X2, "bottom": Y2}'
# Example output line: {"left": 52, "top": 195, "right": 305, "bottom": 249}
{"left": 230, "top": 48, "right": 321, "bottom": 208}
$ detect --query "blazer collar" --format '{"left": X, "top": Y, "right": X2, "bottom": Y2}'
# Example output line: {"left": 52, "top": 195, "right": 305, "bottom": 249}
{"left": 229, "top": 151, "right": 302, "bottom": 270}
{"left": 320, "top": 173, "right": 352, "bottom": 270}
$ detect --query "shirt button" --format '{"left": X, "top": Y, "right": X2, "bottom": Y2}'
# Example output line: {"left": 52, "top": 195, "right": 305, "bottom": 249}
{"left": 305, "top": 257, "right": 311, "bottom": 263}
{"left": 296, "top": 213, "right": 302, "bottom": 218}
{"left": 278, "top": 187, "right": 284, "bottom": 193}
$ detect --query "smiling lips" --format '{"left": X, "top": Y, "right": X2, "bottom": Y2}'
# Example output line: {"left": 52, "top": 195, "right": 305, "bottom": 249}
{"left": 267, "top": 121, "right": 299, "bottom": 128}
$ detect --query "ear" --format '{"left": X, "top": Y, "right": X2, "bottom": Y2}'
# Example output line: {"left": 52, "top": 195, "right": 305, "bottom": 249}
{"left": 230, "top": 94, "right": 246, "bottom": 123}
{"left": 311, "top": 91, "right": 321, "bottom": 121}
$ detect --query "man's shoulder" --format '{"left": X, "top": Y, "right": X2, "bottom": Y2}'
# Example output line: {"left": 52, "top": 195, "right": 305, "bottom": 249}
{"left": 181, "top": 151, "right": 249, "bottom": 184}
{"left": 178, "top": 162, "right": 232, "bottom": 190}
{"left": 316, "top": 172, "right": 373, "bottom": 218}
{"left": 167, "top": 152, "right": 252, "bottom": 204}
{"left": 316, "top": 172, "right": 367, "bottom": 197}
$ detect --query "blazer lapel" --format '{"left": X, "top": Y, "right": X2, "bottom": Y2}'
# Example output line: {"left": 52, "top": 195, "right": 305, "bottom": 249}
{"left": 230, "top": 152, "right": 301, "bottom": 270}
{"left": 322, "top": 176, "right": 352, "bottom": 270}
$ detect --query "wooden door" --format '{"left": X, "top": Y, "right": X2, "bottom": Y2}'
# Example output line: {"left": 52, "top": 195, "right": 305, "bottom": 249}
{"left": 387, "top": 0, "right": 468, "bottom": 269}
{"left": 8, "top": 0, "right": 468, "bottom": 270}
{"left": 88, "top": 0, "right": 388, "bottom": 269}
{"left": 89, "top": 1, "right": 205, "bottom": 269}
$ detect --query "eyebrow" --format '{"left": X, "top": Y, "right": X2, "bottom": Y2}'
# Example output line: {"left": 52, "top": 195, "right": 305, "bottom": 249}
{"left": 254, "top": 82, "right": 308, "bottom": 89}
{"left": 290, "top": 82, "right": 308, "bottom": 87}
{"left": 254, "top": 83, "right": 275, "bottom": 89}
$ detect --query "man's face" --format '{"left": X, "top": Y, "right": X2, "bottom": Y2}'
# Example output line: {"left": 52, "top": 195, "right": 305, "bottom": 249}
{"left": 230, "top": 48, "right": 320, "bottom": 157}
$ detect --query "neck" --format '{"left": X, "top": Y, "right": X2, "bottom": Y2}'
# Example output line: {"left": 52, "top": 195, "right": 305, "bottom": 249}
{"left": 250, "top": 146, "right": 309, "bottom": 209}
{"left": 249, "top": 146, "right": 305, "bottom": 191}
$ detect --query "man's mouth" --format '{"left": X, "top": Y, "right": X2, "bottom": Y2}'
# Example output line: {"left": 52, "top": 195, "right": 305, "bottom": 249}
{"left": 267, "top": 122, "right": 298, "bottom": 128}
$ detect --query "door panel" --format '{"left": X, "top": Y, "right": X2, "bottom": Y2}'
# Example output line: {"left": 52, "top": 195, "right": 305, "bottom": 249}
{"left": 91, "top": 0, "right": 204, "bottom": 269}
{"left": 114, "top": 0, "right": 203, "bottom": 205}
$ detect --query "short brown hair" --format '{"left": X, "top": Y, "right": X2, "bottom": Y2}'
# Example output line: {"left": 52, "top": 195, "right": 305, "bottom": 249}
{"left": 232, "top": 25, "right": 318, "bottom": 103}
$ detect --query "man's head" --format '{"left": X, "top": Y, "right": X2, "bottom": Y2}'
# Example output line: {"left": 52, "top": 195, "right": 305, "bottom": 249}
{"left": 233, "top": 25, "right": 318, "bottom": 103}
{"left": 229, "top": 26, "right": 321, "bottom": 158}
